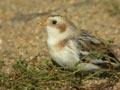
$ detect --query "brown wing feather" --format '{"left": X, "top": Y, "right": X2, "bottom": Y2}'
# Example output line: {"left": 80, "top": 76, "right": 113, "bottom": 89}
{"left": 72, "top": 29, "right": 119, "bottom": 66}
{"left": 74, "top": 30, "right": 104, "bottom": 51}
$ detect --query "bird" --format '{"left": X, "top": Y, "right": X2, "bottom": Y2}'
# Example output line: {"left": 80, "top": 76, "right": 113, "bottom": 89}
{"left": 40, "top": 15, "right": 120, "bottom": 72}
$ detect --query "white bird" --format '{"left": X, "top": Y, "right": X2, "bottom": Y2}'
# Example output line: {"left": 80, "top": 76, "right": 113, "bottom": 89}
{"left": 40, "top": 15, "right": 120, "bottom": 72}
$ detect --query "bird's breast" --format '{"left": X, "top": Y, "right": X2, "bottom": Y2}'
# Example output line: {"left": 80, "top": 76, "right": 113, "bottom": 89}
{"left": 47, "top": 39, "right": 67, "bottom": 52}
{"left": 47, "top": 39, "right": 80, "bottom": 68}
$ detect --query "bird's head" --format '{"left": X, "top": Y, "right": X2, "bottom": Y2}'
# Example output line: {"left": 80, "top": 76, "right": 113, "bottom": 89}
{"left": 40, "top": 15, "right": 78, "bottom": 40}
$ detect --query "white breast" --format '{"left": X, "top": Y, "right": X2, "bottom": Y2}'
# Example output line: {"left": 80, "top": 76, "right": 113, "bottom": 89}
{"left": 48, "top": 40, "right": 80, "bottom": 69}
{"left": 46, "top": 26, "right": 80, "bottom": 69}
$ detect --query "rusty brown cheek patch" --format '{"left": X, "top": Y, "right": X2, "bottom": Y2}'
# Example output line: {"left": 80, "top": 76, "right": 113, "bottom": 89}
{"left": 57, "top": 24, "right": 66, "bottom": 33}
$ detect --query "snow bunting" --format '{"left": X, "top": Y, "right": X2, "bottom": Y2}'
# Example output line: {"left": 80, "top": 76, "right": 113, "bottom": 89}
{"left": 40, "top": 15, "right": 120, "bottom": 72}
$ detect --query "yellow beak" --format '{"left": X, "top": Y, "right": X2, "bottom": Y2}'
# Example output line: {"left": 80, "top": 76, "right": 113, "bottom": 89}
{"left": 40, "top": 20, "right": 47, "bottom": 26}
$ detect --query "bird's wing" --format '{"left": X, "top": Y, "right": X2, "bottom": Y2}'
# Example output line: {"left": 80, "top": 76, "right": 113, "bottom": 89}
{"left": 71, "top": 29, "right": 119, "bottom": 67}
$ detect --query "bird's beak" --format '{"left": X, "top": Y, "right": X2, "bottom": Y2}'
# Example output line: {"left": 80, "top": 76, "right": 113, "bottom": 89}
{"left": 40, "top": 20, "right": 47, "bottom": 26}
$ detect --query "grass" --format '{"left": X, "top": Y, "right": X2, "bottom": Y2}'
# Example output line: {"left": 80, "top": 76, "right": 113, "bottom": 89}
{"left": 0, "top": 59, "right": 82, "bottom": 90}
{"left": 103, "top": 0, "right": 120, "bottom": 16}
{"left": 0, "top": 57, "right": 120, "bottom": 90}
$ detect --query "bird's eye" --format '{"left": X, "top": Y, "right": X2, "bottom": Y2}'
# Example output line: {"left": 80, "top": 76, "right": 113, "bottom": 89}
{"left": 52, "top": 20, "right": 57, "bottom": 24}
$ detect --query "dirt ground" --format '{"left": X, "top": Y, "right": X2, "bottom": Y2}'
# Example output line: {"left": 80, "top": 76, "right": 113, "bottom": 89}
{"left": 0, "top": 0, "right": 120, "bottom": 90}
